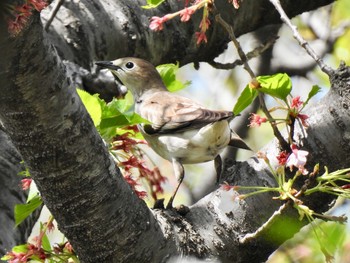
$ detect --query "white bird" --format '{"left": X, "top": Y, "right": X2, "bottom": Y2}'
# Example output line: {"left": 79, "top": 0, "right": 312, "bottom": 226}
{"left": 96, "top": 57, "right": 251, "bottom": 209}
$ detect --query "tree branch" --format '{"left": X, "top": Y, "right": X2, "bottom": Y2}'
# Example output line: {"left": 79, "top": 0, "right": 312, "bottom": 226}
{"left": 269, "top": 0, "right": 334, "bottom": 76}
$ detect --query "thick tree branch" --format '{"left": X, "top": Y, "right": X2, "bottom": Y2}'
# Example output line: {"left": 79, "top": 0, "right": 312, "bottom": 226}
{"left": 0, "top": 129, "right": 40, "bottom": 256}
{"left": 39, "top": 0, "right": 334, "bottom": 100}
{"left": 0, "top": 14, "right": 169, "bottom": 263}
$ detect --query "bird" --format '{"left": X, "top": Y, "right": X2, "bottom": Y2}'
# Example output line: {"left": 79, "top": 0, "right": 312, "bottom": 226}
{"left": 96, "top": 57, "right": 251, "bottom": 209}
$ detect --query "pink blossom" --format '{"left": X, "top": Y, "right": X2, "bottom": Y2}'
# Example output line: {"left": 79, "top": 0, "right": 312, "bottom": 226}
{"left": 249, "top": 113, "right": 267, "bottom": 127}
{"left": 149, "top": 16, "right": 169, "bottom": 31}
{"left": 112, "top": 132, "right": 146, "bottom": 153}
{"left": 124, "top": 174, "right": 147, "bottom": 199}
{"left": 184, "top": 0, "right": 192, "bottom": 6}
{"left": 221, "top": 182, "right": 234, "bottom": 191}
{"left": 289, "top": 96, "right": 306, "bottom": 120}
{"left": 297, "top": 113, "right": 309, "bottom": 127}
{"left": 286, "top": 144, "right": 309, "bottom": 175}
{"left": 229, "top": 0, "right": 240, "bottom": 9}
{"left": 64, "top": 242, "right": 73, "bottom": 253}
{"left": 15, "top": 4, "right": 33, "bottom": 15}
{"left": 233, "top": 0, "right": 240, "bottom": 9}
{"left": 180, "top": 8, "right": 195, "bottom": 22}
{"left": 199, "top": 17, "right": 210, "bottom": 30}
{"left": 277, "top": 151, "right": 289, "bottom": 166}
{"left": 195, "top": 31, "right": 207, "bottom": 45}
{"left": 6, "top": 251, "right": 28, "bottom": 263}
{"left": 28, "top": 0, "right": 48, "bottom": 12}
{"left": 7, "top": 19, "right": 22, "bottom": 36}
{"left": 21, "top": 178, "right": 32, "bottom": 190}
{"left": 45, "top": 220, "right": 55, "bottom": 232}
{"left": 291, "top": 96, "right": 303, "bottom": 110}
{"left": 257, "top": 151, "right": 269, "bottom": 162}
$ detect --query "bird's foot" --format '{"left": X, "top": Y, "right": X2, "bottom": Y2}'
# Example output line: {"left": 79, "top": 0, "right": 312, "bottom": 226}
{"left": 153, "top": 198, "right": 165, "bottom": 209}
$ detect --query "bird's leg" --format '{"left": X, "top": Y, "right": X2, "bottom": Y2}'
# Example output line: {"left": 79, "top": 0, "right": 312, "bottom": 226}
{"left": 214, "top": 155, "right": 223, "bottom": 185}
{"left": 166, "top": 159, "right": 184, "bottom": 209}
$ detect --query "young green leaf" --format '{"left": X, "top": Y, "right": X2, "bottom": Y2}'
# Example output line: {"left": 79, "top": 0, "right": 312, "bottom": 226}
{"left": 18, "top": 161, "right": 30, "bottom": 177}
{"left": 41, "top": 231, "right": 52, "bottom": 251}
{"left": 0, "top": 255, "right": 10, "bottom": 261}
{"left": 99, "top": 115, "right": 130, "bottom": 130}
{"left": 304, "top": 85, "right": 321, "bottom": 106}
{"left": 99, "top": 113, "right": 149, "bottom": 130}
{"left": 142, "top": 0, "right": 166, "bottom": 9}
{"left": 156, "top": 63, "right": 191, "bottom": 92}
{"left": 27, "top": 180, "right": 39, "bottom": 202}
{"left": 257, "top": 73, "right": 292, "bottom": 101}
{"left": 233, "top": 84, "right": 258, "bottom": 115}
{"left": 77, "top": 89, "right": 102, "bottom": 126}
{"left": 15, "top": 195, "right": 42, "bottom": 227}
{"left": 1, "top": 244, "right": 29, "bottom": 260}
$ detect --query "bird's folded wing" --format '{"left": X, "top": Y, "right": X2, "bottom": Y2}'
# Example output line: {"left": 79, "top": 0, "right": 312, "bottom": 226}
{"left": 139, "top": 93, "right": 234, "bottom": 134}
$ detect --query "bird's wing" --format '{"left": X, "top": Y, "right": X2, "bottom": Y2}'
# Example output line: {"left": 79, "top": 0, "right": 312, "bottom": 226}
{"left": 139, "top": 92, "right": 234, "bottom": 134}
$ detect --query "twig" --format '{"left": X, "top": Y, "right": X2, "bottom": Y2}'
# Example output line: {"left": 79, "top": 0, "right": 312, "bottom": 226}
{"left": 215, "top": 14, "right": 255, "bottom": 79}
{"left": 240, "top": 203, "right": 289, "bottom": 244}
{"left": 259, "top": 94, "right": 290, "bottom": 151}
{"left": 268, "top": 0, "right": 334, "bottom": 76}
{"left": 215, "top": 13, "right": 290, "bottom": 151}
{"left": 215, "top": 15, "right": 286, "bottom": 149}
{"left": 312, "top": 213, "right": 347, "bottom": 223}
{"left": 44, "top": 0, "right": 65, "bottom": 31}
{"left": 209, "top": 36, "right": 278, "bottom": 70}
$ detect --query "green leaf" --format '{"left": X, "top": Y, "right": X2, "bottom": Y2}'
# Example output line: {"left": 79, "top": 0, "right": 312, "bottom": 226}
{"left": 41, "top": 232, "right": 52, "bottom": 251}
{"left": 1, "top": 244, "right": 28, "bottom": 260}
{"left": 99, "top": 113, "right": 149, "bottom": 130}
{"left": 27, "top": 180, "right": 39, "bottom": 202}
{"left": 99, "top": 115, "right": 131, "bottom": 129}
{"left": 142, "top": 0, "right": 165, "bottom": 9}
{"left": 13, "top": 244, "right": 28, "bottom": 253}
{"left": 157, "top": 63, "right": 191, "bottom": 92}
{"left": 168, "top": 79, "right": 191, "bottom": 92}
{"left": 97, "top": 90, "right": 150, "bottom": 140}
{"left": 126, "top": 112, "right": 150, "bottom": 125}
{"left": 257, "top": 73, "right": 292, "bottom": 101}
{"left": 14, "top": 195, "right": 42, "bottom": 227}
{"left": 304, "top": 85, "right": 321, "bottom": 105}
{"left": 233, "top": 84, "right": 258, "bottom": 115}
{"left": 1, "top": 255, "right": 11, "bottom": 261}
{"left": 323, "top": 222, "right": 346, "bottom": 254}
{"left": 77, "top": 89, "right": 102, "bottom": 126}
{"left": 18, "top": 162, "right": 30, "bottom": 177}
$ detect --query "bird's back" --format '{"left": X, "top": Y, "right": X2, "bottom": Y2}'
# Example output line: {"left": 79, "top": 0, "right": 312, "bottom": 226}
{"left": 135, "top": 91, "right": 233, "bottom": 163}
{"left": 137, "top": 91, "right": 234, "bottom": 135}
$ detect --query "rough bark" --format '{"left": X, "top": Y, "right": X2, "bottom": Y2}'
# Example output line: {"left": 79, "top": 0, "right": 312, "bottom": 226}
{"left": 0, "top": 13, "right": 170, "bottom": 262}
{"left": 0, "top": 129, "right": 40, "bottom": 257}
{"left": 42, "top": 0, "right": 334, "bottom": 65}
{"left": 1, "top": 0, "right": 349, "bottom": 262}
{"left": 40, "top": 0, "right": 334, "bottom": 100}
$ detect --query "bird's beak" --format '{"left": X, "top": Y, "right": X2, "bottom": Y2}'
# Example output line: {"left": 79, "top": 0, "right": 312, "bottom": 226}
{"left": 95, "top": 61, "right": 120, "bottom": 71}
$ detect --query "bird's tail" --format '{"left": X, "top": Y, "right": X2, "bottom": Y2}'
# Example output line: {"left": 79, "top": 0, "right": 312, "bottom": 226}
{"left": 228, "top": 131, "right": 252, "bottom": 151}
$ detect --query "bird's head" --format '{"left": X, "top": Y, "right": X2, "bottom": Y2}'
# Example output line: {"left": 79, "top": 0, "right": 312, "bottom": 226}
{"left": 96, "top": 57, "right": 166, "bottom": 99}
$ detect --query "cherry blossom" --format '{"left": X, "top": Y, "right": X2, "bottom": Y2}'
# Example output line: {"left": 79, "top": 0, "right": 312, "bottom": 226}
{"left": 286, "top": 144, "right": 309, "bottom": 175}
{"left": 249, "top": 113, "right": 267, "bottom": 127}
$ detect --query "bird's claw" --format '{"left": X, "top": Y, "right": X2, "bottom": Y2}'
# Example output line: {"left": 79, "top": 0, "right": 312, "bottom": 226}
{"left": 153, "top": 198, "right": 165, "bottom": 209}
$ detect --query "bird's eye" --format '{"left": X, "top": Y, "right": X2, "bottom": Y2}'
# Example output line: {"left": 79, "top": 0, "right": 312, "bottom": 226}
{"left": 125, "top": 62, "right": 134, "bottom": 69}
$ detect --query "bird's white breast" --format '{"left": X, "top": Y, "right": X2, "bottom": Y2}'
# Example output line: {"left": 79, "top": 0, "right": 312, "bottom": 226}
{"left": 141, "top": 120, "right": 231, "bottom": 164}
